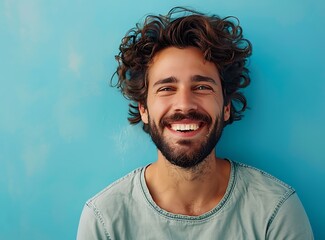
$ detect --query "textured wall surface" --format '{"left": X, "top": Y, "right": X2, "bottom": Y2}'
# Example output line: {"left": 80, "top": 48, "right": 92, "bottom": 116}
{"left": 1, "top": 0, "right": 324, "bottom": 239}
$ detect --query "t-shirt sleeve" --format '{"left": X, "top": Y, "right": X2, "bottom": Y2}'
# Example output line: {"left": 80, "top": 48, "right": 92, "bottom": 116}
{"left": 266, "top": 192, "right": 314, "bottom": 240}
{"left": 77, "top": 203, "right": 111, "bottom": 240}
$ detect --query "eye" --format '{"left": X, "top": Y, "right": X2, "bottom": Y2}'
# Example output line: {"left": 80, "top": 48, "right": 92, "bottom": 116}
{"left": 158, "top": 87, "right": 173, "bottom": 92}
{"left": 156, "top": 86, "right": 176, "bottom": 96}
{"left": 194, "top": 85, "right": 214, "bottom": 92}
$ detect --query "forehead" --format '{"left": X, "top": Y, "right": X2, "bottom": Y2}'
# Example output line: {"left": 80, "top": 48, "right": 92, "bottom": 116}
{"left": 147, "top": 47, "right": 221, "bottom": 86}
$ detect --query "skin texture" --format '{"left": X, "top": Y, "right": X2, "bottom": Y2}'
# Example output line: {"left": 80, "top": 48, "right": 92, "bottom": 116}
{"left": 139, "top": 47, "right": 231, "bottom": 216}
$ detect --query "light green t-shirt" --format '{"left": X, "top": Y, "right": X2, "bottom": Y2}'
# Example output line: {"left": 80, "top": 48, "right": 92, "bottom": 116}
{"left": 77, "top": 160, "right": 313, "bottom": 239}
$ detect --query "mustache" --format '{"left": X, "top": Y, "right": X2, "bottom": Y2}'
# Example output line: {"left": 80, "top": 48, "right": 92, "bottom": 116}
{"left": 160, "top": 111, "right": 212, "bottom": 127}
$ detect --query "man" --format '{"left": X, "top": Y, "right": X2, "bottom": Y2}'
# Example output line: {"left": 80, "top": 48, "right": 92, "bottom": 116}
{"left": 77, "top": 7, "right": 313, "bottom": 239}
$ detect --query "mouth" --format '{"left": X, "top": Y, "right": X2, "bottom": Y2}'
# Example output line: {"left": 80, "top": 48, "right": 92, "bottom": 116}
{"left": 161, "top": 112, "right": 211, "bottom": 136}
{"left": 166, "top": 121, "right": 206, "bottom": 138}
{"left": 170, "top": 123, "right": 201, "bottom": 132}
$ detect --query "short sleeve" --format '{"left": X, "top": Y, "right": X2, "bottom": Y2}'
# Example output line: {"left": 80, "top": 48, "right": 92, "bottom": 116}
{"left": 266, "top": 193, "right": 314, "bottom": 240}
{"left": 77, "top": 203, "right": 110, "bottom": 240}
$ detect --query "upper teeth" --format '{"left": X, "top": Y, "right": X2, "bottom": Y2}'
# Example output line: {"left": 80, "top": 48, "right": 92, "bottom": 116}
{"left": 171, "top": 124, "right": 199, "bottom": 131}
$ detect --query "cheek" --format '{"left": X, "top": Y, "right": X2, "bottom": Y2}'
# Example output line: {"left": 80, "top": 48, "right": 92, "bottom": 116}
{"left": 203, "top": 95, "right": 224, "bottom": 113}
{"left": 148, "top": 97, "right": 170, "bottom": 115}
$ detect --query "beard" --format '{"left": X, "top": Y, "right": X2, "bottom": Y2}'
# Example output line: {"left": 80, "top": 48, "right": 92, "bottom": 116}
{"left": 147, "top": 110, "right": 225, "bottom": 169}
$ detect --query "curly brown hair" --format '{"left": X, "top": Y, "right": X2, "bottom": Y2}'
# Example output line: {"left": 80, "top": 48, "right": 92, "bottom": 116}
{"left": 113, "top": 7, "right": 252, "bottom": 131}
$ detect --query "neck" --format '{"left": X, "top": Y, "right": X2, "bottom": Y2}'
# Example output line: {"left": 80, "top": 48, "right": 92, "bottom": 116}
{"left": 145, "top": 151, "right": 230, "bottom": 216}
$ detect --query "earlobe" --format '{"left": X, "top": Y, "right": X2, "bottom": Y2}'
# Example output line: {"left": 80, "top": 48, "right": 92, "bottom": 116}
{"left": 223, "top": 104, "right": 231, "bottom": 122}
{"left": 138, "top": 103, "right": 149, "bottom": 124}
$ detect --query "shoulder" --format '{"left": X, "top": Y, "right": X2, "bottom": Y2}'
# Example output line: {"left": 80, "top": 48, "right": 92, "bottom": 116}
{"left": 234, "top": 162, "right": 314, "bottom": 240}
{"left": 233, "top": 161, "right": 295, "bottom": 198}
{"left": 77, "top": 167, "right": 145, "bottom": 239}
{"left": 230, "top": 161, "right": 313, "bottom": 238}
{"left": 230, "top": 161, "right": 296, "bottom": 221}
{"left": 86, "top": 167, "right": 144, "bottom": 211}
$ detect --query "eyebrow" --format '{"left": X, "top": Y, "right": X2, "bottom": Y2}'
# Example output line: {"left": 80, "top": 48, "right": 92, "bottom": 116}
{"left": 152, "top": 77, "right": 177, "bottom": 87}
{"left": 191, "top": 75, "right": 218, "bottom": 85}
{"left": 153, "top": 75, "right": 218, "bottom": 87}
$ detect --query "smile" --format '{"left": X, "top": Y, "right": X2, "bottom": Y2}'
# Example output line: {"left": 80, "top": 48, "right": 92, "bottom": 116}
{"left": 170, "top": 123, "right": 200, "bottom": 132}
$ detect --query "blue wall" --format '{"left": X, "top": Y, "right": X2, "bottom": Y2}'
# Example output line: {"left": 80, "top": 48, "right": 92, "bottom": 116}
{"left": 1, "top": 0, "right": 324, "bottom": 239}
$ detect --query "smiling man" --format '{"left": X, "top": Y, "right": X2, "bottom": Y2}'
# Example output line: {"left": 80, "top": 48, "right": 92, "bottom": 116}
{"left": 142, "top": 47, "right": 227, "bottom": 171}
{"left": 77, "top": 7, "right": 313, "bottom": 239}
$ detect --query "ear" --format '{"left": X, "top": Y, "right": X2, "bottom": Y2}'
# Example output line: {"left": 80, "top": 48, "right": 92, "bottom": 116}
{"left": 223, "top": 103, "right": 231, "bottom": 122}
{"left": 138, "top": 102, "right": 148, "bottom": 124}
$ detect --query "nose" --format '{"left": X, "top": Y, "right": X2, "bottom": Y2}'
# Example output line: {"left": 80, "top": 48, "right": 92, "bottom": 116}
{"left": 173, "top": 88, "right": 197, "bottom": 113}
